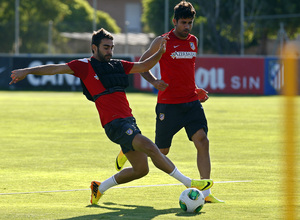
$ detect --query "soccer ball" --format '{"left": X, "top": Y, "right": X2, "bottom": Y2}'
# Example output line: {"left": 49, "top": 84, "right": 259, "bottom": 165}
{"left": 179, "top": 188, "right": 205, "bottom": 213}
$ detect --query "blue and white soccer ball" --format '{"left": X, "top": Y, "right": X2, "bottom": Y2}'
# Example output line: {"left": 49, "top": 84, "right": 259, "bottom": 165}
{"left": 179, "top": 188, "right": 205, "bottom": 213}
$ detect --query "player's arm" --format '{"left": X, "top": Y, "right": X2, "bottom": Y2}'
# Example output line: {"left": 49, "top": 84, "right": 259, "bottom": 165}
{"left": 9, "top": 64, "right": 74, "bottom": 85}
{"left": 129, "top": 35, "right": 167, "bottom": 74}
{"left": 193, "top": 37, "right": 209, "bottom": 102}
{"left": 139, "top": 36, "right": 169, "bottom": 91}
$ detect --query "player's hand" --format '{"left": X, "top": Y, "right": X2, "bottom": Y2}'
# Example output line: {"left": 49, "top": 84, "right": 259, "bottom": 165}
{"left": 159, "top": 35, "right": 169, "bottom": 54}
{"left": 196, "top": 88, "right": 209, "bottom": 102}
{"left": 153, "top": 80, "right": 168, "bottom": 91}
{"left": 9, "top": 70, "right": 28, "bottom": 85}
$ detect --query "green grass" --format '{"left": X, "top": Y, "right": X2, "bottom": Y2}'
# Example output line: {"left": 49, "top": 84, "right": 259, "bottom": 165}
{"left": 0, "top": 91, "right": 299, "bottom": 220}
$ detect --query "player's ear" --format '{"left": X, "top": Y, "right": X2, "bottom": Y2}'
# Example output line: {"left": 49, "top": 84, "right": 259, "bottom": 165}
{"left": 172, "top": 18, "right": 177, "bottom": 26}
{"left": 91, "top": 44, "right": 97, "bottom": 54}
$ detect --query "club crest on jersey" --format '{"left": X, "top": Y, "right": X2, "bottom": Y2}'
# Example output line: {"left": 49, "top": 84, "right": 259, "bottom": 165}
{"left": 159, "top": 113, "right": 165, "bottom": 121}
{"left": 190, "top": 42, "right": 195, "bottom": 50}
{"left": 126, "top": 128, "right": 133, "bottom": 135}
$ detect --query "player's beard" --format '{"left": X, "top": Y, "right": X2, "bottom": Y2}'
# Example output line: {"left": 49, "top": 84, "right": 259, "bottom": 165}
{"left": 179, "top": 29, "right": 190, "bottom": 38}
{"left": 174, "top": 26, "right": 190, "bottom": 39}
{"left": 96, "top": 47, "right": 112, "bottom": 62}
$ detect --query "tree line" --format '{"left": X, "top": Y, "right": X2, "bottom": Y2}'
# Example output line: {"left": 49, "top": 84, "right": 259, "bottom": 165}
{"left": 0, "top": 0, "right": 120, "bottom": 54}
{"left": 142, "top": 0, "right": 300, "bottom": 55}
{"left": 1, "top": 0, "right": 299, "bottom": 55}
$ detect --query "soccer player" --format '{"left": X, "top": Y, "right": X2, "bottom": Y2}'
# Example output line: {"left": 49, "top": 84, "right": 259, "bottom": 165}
{"left": 115, "top": 1, "right": 224, "bottom": 203}
{"left": 10, "top": 28, "right": 213, "bottom": 205}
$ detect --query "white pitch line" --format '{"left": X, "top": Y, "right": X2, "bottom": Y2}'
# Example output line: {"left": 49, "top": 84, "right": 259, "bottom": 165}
{"left": 0, "top": 180, "right": 252, "bottom": 196}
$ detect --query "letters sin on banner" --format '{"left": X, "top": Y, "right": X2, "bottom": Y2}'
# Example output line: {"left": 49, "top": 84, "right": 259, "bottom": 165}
{"left": 133, "top": 57, "right": 265, "bottom": 95}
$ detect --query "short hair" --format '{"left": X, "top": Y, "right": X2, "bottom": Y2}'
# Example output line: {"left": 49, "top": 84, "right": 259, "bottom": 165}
{"left": 91, "top": 28, "right": 113, "bottom": 48}
{"left": 174, "top": 1, "right": 196, "bottom": 21}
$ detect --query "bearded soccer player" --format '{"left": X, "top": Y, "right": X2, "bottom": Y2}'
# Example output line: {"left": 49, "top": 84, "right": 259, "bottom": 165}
{"left": 10, "top": 28, "right": 213, "bottom": 205}
{"left": 115, "top": 1, "right": 223, "bottom": 203}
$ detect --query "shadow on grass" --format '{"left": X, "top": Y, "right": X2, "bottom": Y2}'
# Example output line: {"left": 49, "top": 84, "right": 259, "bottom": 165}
{"left": 59, "top": 202, "right": 205, "bottom": 219}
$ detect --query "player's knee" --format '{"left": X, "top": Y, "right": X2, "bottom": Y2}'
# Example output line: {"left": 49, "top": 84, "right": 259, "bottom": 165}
{"left": 201, "top": 136, "right": 209, "bottom": 146}
{"left": 134, "top": 166, "right": 149, "bottom": 178}
{"left": 144, "top": 143, "right": 161, "bottom": 158}
{"left": 192, "top": 130, "right": 209, "bottom": 145}
{"left": 196, "top": 139, "right": 209, "bottom": 154}
{"left": 197, "top": 136, "right": 209, "bottom": 148}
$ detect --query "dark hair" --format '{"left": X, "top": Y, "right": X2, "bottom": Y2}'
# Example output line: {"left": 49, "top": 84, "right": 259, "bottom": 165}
{"left": 174, "top": 1, "right": 196, "bottom": 21}
{"left": 91, "top": 28, "right": 113, "bottom": 53}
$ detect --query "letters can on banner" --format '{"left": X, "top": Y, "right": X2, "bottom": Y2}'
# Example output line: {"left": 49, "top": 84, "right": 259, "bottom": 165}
{"left": 26, "top": 60, "right": 80, "bottom": 87}
{"left": 0, "top": 55, "right": 133, "bottom": 91}
{"left": 8, "top": 56, "right": 82, "bottom": 90}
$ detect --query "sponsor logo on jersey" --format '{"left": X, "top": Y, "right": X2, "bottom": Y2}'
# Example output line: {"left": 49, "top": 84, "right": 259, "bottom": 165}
{"left": 190, "top": 42, "right": 196, "bottom": 50}
{"left": 126, "top": 128, "right": 133, "bottom": 135}
{"left": 170, "top": 51, "right": 197, "bottom": 59}
{"left": 159, "top": 113, "right": 165, "bottom": 121}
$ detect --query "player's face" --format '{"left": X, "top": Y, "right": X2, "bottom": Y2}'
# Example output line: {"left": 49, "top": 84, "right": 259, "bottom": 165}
{"left": 173, "top": 17, "right": 194, "bottom": 39}
{"left": 94, "top": 38, "right": 114, "bottom": 62}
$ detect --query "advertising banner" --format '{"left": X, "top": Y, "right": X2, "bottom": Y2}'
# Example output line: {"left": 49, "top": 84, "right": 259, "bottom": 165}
{"left": 264, "top": 57, "right": 283, "bottom": 95}
{"left": 1, "top": 55, "right": 297, "bottom": 95}
{"left": 134, "top": 56, "right": 265, "bottom": 95}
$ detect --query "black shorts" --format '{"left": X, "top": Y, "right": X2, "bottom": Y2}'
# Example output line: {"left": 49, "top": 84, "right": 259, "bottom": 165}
{"left": 155, "top": 100, "right": 208, "bottom": 149}
{"left": 104, "top": 117, "right": 141, "bottom": 154}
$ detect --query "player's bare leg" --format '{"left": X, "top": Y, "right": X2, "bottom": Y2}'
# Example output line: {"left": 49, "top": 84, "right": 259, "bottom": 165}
{"left": 116, "top": 133, "right": 213, "bottom": 190}
{"left": 133, "top": 134, "right": 213, "bottom": 190}
{"left": 131, "top": 133, "right": 175, "bottom": 174}
{"left": 114, "top": 134, "right": 176, "bottom": 185}
{"left": 192, "top": 129, "right": 224, "bottom": 203}
{"left": 114, "top": 150, "right": 149, "bottom": 184}
{"left": 191, "top": 129, "right": 211, "bottom": 180}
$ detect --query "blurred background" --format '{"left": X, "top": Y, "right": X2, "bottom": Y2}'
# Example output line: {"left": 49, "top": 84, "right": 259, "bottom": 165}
{"left": 0, "top": 0, "right": 299, "bottom": 94}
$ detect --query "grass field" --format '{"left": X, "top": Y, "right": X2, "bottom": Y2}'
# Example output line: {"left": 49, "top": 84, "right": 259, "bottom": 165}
{"left": 0, "top": 91, "right": 299, "bottom": 220}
